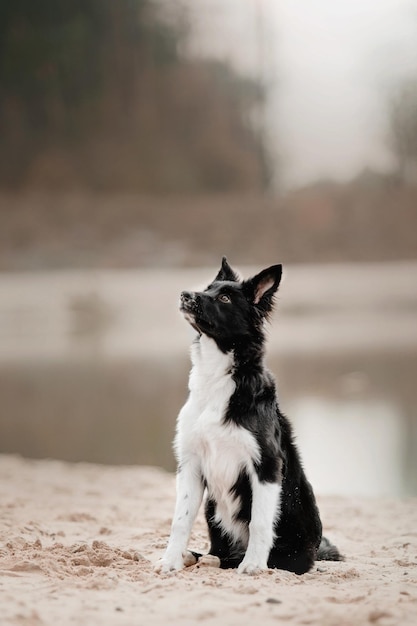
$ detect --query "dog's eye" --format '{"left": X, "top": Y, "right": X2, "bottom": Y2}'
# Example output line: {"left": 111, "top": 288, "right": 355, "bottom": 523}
{"left": 217, "top": 294, "right": 231, "bottom": 303}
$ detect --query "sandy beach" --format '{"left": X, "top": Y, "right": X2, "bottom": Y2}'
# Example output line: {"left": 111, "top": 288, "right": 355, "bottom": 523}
{"left": 0, "top": 454, "right": 416, "bottom": 625}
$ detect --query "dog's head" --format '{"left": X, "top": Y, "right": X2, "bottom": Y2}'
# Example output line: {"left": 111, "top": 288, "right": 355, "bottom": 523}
{"left": 180, "top": 257, "right": 282, "bottom": 350}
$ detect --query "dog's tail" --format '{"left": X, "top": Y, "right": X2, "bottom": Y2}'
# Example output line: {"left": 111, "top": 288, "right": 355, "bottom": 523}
{"left": 316, "top": 536, "right": 344, "bottom": 561}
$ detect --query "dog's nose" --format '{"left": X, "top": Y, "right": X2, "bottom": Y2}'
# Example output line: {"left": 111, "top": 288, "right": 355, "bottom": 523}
{"left": 181, "top": 291, "right": 193, "bottom": 302}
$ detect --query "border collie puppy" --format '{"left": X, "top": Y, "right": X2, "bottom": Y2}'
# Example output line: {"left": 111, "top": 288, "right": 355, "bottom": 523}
{"left": 156, "top": 258, "right": 342, "bottom": 575}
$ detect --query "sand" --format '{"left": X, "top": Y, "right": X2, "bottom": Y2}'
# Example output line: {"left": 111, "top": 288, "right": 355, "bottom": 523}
{"left": 0, "top": 454, "right": 416, "bottom": 626}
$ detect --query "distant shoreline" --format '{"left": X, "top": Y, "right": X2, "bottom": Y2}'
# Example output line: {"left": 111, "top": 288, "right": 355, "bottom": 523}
{"left": 1, "top": 261, "right": 416, "bottom": 363}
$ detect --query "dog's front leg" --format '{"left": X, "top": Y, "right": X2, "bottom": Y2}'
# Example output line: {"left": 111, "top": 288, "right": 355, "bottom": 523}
{"left": 155, "top": 460, "right": 204, "bottom": 574}
{"left": 238, "top": 476, "right": 281, "bottom": 575}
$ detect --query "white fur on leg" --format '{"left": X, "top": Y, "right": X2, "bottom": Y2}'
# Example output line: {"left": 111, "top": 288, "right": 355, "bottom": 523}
{"left": 155, "top": 461, "right": 203, "bottom": 574}
{"left": 238, "top": 478, "right": 281, "bottom": 575}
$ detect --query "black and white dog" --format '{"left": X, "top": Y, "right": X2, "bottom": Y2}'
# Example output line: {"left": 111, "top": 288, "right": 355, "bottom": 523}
{"left": 156, "top": 258, "right": 342, "bottom": 575}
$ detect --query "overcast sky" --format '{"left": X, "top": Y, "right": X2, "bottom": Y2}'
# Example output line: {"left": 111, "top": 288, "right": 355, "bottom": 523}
{"left": 182, "top": 0, "right": 417, "bottom": 189}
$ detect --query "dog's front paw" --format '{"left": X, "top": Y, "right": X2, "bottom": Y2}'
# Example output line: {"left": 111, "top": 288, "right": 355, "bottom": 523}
{"left": 154, "top": 554, "right": 184, "bottom": 575}
{"left": 237, "top": 559, "right": 268, "bottom": 576}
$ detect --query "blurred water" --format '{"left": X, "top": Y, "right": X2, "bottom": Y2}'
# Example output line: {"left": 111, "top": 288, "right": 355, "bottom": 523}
{"left": 0, "top": 262, "right": 416, "bottom": 496}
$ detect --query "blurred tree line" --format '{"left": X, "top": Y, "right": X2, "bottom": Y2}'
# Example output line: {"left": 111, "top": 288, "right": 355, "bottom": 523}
{"left": 0, "top": 0, "right": 269, "bottom": 191}
{"left": 388, "top": 78, "right": 417, "bottom": 184}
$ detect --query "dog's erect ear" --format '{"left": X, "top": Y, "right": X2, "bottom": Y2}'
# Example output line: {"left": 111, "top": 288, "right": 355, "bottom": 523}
{"left": 213, "top": 256, "right": 239, "bottom": 282}
{"left": 244, "top": 264, "right": 282, "bottom": 312}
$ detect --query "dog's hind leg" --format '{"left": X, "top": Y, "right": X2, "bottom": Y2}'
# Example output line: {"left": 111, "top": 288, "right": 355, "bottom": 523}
{"left": 183, "top": 550, "right": 201, "bottom": 567}
{"left": 196, "top": 555, "right": 221, "bottom": 568}
{"left": 184, "top": 551, "right": 240, "bottom": 570}
{"left": 204, "top": 498, "right": 246, "bottom": 569}
{"left": 267, "top": 547, "right": 315, "bottom": 575}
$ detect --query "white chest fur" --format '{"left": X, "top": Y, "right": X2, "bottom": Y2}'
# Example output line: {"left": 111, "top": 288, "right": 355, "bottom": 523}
{"left": 174, "top": 336, "right": 260, "bottom": 542}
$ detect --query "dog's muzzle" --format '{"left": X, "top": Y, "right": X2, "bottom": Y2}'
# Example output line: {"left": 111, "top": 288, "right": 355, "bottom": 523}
{"left": 180, "top": 291, "right": 198, "bottom": 312}
{"left": 180, "top": 291, "right": 202, "bottom": 331}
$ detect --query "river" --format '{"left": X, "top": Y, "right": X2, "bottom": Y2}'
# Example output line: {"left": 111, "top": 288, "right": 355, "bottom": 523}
{"left": 1, "top": 261, "right": 416, "bottom": 497}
